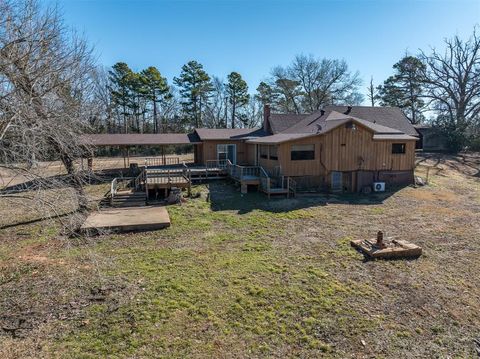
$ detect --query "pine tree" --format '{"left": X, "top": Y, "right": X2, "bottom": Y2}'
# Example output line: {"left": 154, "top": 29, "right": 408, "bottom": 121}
{"left": 377, "top": 56, "right": 426, "bottom": 124}
{"left": 174, "top": 61, "right": 213, "bottom": 128}
{"left": 255, "top": 81, "right": 276, "bottom": 107}
{"left": 225, "top": 72, "right": 249, "bottom": 128}
{"left": 109, "top": 62, "right": 134, "bottom": 133}
{"left": 141, "top": 67, "right": 169, "bottom": 133}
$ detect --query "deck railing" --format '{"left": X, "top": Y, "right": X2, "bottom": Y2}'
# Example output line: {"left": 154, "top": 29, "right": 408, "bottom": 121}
{"left": 145, "top": 157, "right": 180, "bottom": 167}
{"left": 259, "top": 167, "right": 271, "bottom": 193}
{"left": 225, "top": 162, "right": 261, "bottom": 181}
{"left": 206, "top": 159, "right": 229, "bottom": 169}
{"left": 110, "top": 175, "right": 139, "bottom": 205}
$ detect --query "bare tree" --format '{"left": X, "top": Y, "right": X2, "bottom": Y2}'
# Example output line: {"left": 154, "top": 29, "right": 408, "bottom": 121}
{"left": 203, "top": 76, "right": 228, "bottom": 128}
{"left": 420, "top": 28, "right": 480, "bottom": 149}
{"left": 268, "top": 54, "right": 363, "bottom": 113}
{"left": 366, "top": 76, "right": 377, "bottom": 106}
{"left": 0, "top": 0, "right": 96, "bottom": 219}
{"left": 270, "top": 66, "right": 303, "bottom": 113}
{"left": 90, "top": 66, "right": 114, "bottom": 132}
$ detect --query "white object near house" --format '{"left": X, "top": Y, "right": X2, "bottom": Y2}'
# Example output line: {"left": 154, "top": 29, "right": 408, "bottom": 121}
{"left": 373, "top": 182, "right": 385, "bottom": 192}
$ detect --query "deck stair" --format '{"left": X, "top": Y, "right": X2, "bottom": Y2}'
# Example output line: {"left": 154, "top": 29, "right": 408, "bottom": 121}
{"left": 106, "top": 170, "right": 147, "bottom": 207}
{"left": 111, "top": 190, "right": 146, "bottom": 207}
{"left": 259, "top": 167, "right": 296, "bottom": 198}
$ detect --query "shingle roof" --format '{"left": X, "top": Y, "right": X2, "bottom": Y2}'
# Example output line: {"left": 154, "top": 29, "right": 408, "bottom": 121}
{"left": 268, "top": 114, "right": 308, "bottom": 134}
{"left": 373, "top": 134, "right": 418, "bottom": 140}
{"left": 194, "top": 127, "right": 262, "bottom": 140}
{"left": 276, "top": 105, "right": 418, "bottom": 136}
{"left": 81, "top": 133, "right": 200, "bottom": 146}
{"left": 250, "top": 111, "right": 418, "bottom": 144}
{"left": 246, "top": 133, "right": 314, "bottom": 144}
{"left": 330, "top": 106, "right": 418, "bottom": 136}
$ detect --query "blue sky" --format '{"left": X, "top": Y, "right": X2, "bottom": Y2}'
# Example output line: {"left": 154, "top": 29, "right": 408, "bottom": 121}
{"left": 48, "top": 0, "right": 479, "bottom": 101}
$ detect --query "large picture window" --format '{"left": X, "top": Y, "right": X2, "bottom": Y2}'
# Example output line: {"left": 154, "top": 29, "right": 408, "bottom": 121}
{"left": 392, "top": 143, "right": 406, "bottom": 154}
{"left": 269, "top": 145, "right": 278, "bottom": 160}
{"left": 259, "top": 145, "right": 268, "bottom": 159}
{"left": 291, "top": 144, "right": 315, "bottom": 160}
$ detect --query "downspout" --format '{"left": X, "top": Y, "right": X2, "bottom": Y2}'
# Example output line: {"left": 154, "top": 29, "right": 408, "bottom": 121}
{"left": 319, "top": 143, "right": 328, "bottom": 188}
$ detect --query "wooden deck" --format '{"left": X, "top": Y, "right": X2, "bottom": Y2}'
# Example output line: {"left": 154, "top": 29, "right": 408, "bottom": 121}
{"left": 146, "top": 175, "right": 190, "bottom": 188}
{"left": 142, "top": 160, "right": 296, "bottom": 199}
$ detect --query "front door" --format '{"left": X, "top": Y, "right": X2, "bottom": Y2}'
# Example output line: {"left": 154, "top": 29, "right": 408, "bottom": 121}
{"left": 217, "top": 144, "right": 236, "bottom": 165}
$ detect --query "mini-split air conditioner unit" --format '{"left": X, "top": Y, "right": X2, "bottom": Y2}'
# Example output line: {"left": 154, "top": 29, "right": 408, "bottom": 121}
{"left": 373, "top": 182, "right": 385, "bottom": 192}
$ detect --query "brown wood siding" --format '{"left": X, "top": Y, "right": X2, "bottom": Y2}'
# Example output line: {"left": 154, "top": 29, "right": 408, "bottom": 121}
{"left": 201, "top": 140, "right": 248, "bottom": 165}
{"left": 194, "top": 144, "right": 203, "bottom": 164}
{"left": 277, "top": 136, "right": 322, "bottom": 176}
{"left": 246, "top": 144, "right": 257, "bottom": 165}
{"left": 277, "top": 124, "right": 416, "bottom": 176}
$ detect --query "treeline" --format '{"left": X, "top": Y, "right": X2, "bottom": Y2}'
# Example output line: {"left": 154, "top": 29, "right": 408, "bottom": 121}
{"left": 90, "top": 55, "right": 364, "bottom": 134}
{"left": 90, "top": 27, "right": 480, "bottom": 151}
{"left": 92, "top": 61, "right": 258, "bottom": 134}
{"left": 369, "top": 29, "right": 480, "bottom": 151}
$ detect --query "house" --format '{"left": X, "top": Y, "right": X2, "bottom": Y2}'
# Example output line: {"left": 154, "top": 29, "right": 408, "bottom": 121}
{"left": 414, "top": 125, "right": 449, "bottom": 152}
{"left": 189, "top": 105, "right": 418, "bottom": 192}
{"left": 85, "top": 105, "right": 418, "bottom": 195}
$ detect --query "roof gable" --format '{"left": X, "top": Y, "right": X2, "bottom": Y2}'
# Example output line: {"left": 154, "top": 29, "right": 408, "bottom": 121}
{"left": 247, "top": 112, "right": 417, "bottom": 144}
{"left": 280, "top": 106, "right": 418, "bottom": 137}
{"left": 328, "top": 106, "right": 418, "bottom": 136}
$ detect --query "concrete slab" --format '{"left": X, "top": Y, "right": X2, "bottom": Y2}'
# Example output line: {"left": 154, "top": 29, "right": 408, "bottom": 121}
{"left": 81, "top": 206, "right": 170, "bottom": 234}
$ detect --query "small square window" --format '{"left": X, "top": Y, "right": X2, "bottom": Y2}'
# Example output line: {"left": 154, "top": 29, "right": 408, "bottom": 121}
{"left": 392, "top": 143, "right": 406, "bottom": 154}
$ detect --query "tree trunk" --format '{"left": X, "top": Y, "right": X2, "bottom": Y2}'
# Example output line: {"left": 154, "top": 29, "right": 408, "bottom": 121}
{"left": 153, "top": 97, "right": 158, "bottom": 133}
{"left": 61, "top": 152, "right": 88, "bottom": 212}
{"left": 231, "top": 101, "right": 236, "bottom": 129}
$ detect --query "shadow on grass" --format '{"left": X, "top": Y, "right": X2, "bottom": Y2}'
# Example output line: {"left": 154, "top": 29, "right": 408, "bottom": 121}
{"left": 0, "top": 168, "right": 128, "bottom": 194}
{"left": 0, "top": 210, "right": 78, "bottom": 230}
{"left": 207, "top": 181, "right": 399, "bottom": 214}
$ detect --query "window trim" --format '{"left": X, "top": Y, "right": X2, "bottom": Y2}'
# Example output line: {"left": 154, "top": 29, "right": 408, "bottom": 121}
{"left": 391, "top": 143, "right": 406, "bottom": 154}
{"left": 290, "top": 144, "right": 315, "bottom": 161}
{"left": 259, "top": 145, "right": 268, "bottom": 159}
{"left": 269, "top": 145, "right": 278, "bottom": 160}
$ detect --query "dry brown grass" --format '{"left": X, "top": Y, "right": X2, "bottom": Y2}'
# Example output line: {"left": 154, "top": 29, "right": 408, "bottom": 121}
{"left": 0, "top": 154, "right": 195, "bottom": 188}
{"left": 0, "top": 152, "right": 479, "bottom": 358}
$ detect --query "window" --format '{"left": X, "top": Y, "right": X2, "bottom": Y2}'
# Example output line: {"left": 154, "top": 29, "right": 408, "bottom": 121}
{"left": 259, "top": 145, "right": 268, "bottom": 159}
{"left": 392, "top": 143, "right": 406, "bottom": 154}
{"left": 269, "top": 145, "right": 278, "bottom": 160}
{"left": 291, "top": 144, "right": 315, "bottom": 160}
{"left": 217, "top": 144, "right": 236, "bottom": 164}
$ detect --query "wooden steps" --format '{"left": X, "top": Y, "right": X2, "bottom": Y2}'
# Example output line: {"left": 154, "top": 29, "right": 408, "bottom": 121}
{"left": 110, "top": 190, "right": 146, "bottom": 208}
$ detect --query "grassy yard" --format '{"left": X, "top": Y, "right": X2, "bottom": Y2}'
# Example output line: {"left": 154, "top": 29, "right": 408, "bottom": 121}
{"left": 0, "top": 154, "right": 479, "bottom": 358}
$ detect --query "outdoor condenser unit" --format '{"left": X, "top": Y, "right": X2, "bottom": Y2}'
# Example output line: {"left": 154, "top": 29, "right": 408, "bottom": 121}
{"left": 373, "top": 182, "right": 386, "bottom": 192}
